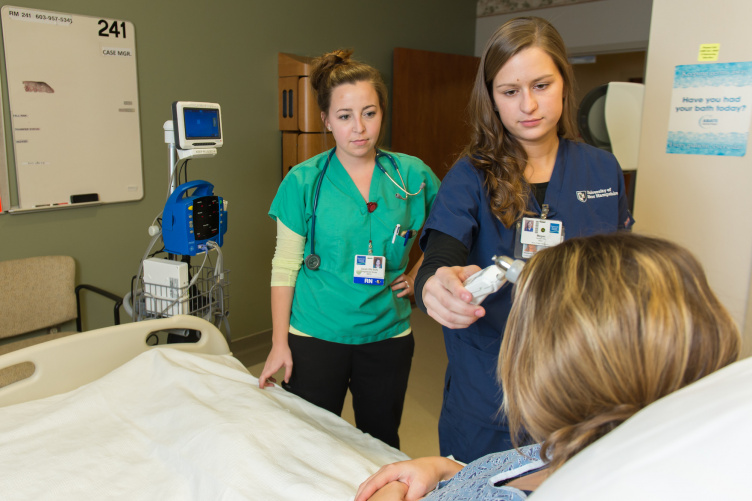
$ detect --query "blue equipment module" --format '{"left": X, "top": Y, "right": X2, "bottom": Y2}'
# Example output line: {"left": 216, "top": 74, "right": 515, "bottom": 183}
{"left": 162, "top": 180, "right": 227, "bottom": 256}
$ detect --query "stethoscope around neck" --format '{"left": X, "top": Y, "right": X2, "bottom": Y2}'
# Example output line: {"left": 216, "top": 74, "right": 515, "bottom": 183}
{"left": 304, "top": 147, "right": 426, "bottom": 271}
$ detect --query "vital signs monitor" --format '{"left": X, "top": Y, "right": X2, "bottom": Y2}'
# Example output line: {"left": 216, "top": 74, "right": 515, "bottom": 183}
{"left": 172, "top": 101, "right": 223, "bottom": 150}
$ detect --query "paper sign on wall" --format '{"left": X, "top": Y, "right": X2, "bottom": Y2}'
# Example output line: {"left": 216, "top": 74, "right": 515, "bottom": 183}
{"left": 666, "top": 62, "right": 752, "bottom": 157}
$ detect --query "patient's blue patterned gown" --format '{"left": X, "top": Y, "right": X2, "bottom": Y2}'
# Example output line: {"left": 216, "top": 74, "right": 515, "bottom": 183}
{"left": 424, "top": 444, "right": 545, "bottom": 501}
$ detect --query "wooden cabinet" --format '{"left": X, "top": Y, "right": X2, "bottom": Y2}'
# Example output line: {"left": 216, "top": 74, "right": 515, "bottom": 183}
{"left": 278, "top": 53, "right": 333, "bottom": 177}
{"left": 278, "top": 75, "right": 320, "bottom": 132}
{"left": 281, "top": 132, "right": 335, "bottom": 176}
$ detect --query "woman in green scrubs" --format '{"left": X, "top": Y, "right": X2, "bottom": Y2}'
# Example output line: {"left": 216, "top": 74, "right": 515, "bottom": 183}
{"left": 259, "top": 49, "right": 440, "bottom": 449}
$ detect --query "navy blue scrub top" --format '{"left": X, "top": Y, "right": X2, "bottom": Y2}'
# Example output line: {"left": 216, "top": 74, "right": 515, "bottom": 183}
{"left": 419, "top": 138, "right": 633, "bottom": 460}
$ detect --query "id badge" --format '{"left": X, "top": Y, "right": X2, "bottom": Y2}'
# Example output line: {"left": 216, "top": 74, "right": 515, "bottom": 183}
{"left": 514, "top": 218, "right": 565, "bottom": 259}
{"left": 520, "top": 217, "right": 564, "bottom": 247}
{"left": 353, "top": 254, "right": 386, "bottom": 285}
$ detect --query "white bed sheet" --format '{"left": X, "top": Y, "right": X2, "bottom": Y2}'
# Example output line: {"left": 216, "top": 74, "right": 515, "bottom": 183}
{"left": 0, "top": 348, "right": 408, "bottom": 500}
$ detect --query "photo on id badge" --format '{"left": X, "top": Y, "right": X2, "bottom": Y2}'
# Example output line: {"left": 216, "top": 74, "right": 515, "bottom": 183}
{"left": 353, "top": 254, "right": 386, "bottom": 285}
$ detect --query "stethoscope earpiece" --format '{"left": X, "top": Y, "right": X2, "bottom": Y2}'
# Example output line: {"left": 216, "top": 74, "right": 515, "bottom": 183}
{"left": 376, "top": 151, "right": 425, "bottom": 200}
{"left": 395, "top": 181, "right": 426, "bottom": 200}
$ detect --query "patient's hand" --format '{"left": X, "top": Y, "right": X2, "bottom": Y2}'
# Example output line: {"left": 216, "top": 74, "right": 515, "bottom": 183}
{"left": 367, "top": 481, "right": 409, "bottom": 500}
{"left": 355, "top": 457, "right": 463, "bottom": 501}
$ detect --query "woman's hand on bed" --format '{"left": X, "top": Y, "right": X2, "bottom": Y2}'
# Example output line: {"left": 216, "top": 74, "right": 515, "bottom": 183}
{"left": 354, "top": 457, "right": 463, "bottom": 501}
{"left": 422, "top": 265, "right": 485, "bottom": 330}
{"left": 363, "top": 481, "right": 410, "bottom": 500}
{"left": 258, "top": 343, "right": 292, "bottom": 389}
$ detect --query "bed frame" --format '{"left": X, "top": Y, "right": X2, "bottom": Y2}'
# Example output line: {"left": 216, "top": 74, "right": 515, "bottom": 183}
{"left": 0, "top": 315, "right": 230, "bottom": 408}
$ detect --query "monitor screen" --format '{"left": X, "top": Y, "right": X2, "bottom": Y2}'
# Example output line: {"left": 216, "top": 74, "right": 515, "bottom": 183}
{"left": 172, "top": 101, "right": 223, "bottom": 149}
{"left": 183, "top": 108, "right": 221, "bottom": 140}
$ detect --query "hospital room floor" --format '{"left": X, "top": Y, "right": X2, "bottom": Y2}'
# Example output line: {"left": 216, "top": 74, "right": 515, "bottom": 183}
{"left": 242, "top": 307, "right": 447, "bottom": 459}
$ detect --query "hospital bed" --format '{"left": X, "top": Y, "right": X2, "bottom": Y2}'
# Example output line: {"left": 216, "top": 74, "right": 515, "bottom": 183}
{"left": 0, "top": 316, "right": 408, "bottom": 500}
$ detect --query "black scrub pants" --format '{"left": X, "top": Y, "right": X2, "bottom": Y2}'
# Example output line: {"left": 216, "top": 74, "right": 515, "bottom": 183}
{"left": 283, "top": 333, "right": 415, "bottom": 450}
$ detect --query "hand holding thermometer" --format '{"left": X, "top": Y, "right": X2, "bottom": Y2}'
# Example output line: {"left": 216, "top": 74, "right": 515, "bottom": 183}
{"left": 463, "top": 255, "right": 525, "bottom": 305}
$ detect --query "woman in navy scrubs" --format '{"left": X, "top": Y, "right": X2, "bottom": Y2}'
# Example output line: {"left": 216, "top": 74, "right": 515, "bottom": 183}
{"left": 414, "top": 17, "right": 634, "bottom": 463}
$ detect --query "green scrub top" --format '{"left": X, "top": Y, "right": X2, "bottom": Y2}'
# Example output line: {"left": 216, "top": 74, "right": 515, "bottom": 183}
{"left": 269, "top": 149, "right": 440, "bottom": 345}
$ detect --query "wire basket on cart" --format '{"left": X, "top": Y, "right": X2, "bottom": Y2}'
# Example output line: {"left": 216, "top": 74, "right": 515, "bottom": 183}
{"left": 133, "top": 265, "right": 230, "bottom": 330}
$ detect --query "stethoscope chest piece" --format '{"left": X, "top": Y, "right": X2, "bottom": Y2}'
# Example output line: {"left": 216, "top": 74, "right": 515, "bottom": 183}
{"left": 305, "top": 253, "right": 321, "bottom": 271}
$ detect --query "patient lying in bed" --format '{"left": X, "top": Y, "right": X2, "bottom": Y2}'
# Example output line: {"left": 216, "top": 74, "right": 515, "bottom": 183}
{"left": 355, "top": 233, "right": 742, "bottom": 500}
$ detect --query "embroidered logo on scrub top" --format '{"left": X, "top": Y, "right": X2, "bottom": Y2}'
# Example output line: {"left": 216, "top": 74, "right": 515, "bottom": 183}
{"left": 576, "top": 188, "right": 619, "bottom": 203}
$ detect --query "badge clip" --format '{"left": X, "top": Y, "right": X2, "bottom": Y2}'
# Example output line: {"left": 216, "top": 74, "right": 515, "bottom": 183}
{"left": 541, "top": 204, "right": 550, "bottom": 220}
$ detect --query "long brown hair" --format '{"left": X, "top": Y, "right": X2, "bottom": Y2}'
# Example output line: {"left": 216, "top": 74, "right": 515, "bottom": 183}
{"left": 309, "top": 49, "right": 388, "bottom": 146}
{"left": 465, "top": 17, "right": 577, "bottom": 227}
{"left": 499, "top": 233, "right": 741, "bottom": 471}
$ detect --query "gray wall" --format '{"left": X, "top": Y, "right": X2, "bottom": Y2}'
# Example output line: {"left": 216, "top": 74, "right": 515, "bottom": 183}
{"left": 475, "top": 0, "right": 652, "bottom": 56}
{"left": 0, "top": 0, "right": 477, "bottom": 338}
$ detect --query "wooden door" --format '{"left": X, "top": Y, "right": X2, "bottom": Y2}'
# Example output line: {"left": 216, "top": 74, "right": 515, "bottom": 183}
{"left": 391, "top": 48, "right": 480, "bottom": 276}
{"left": 391, "top": 47, "right": 479, "bottom": 180}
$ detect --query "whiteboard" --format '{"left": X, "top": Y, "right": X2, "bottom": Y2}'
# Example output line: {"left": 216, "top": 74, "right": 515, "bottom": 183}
{"left": 0, "top": 6, "right": 142, "bottom": 212}
{"left": 0, "top": 79, "right": 8, "bottom": 213}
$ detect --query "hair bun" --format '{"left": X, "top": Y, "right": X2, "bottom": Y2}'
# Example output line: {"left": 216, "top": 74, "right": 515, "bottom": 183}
{"left": 310, "top": 49, "right": 354, "bottom": 95}
{"left": 325, "top": 49, "right": 353, "bottom": 67}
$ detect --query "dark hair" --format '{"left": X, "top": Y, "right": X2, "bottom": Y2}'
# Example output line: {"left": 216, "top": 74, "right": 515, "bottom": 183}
{"left": 464, "top": 17, "right": 577, "bottom": 228}
{"left": 309, "top": 49, "right": 388, "bottom": 145}
{"left": 500, "top": 232, "right": 741, "bottom": 471}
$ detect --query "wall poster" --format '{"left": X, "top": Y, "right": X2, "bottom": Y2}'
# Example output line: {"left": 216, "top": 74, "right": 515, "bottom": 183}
{"left": 667, "top": 62, "right": 752, "bottom": 157}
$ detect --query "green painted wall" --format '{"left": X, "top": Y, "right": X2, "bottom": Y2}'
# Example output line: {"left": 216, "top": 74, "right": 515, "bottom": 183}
{"left": 0, "top": 0, "right": 476, "bottom": 338}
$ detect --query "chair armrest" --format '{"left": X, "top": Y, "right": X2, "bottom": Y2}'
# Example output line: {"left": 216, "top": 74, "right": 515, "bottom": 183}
{"left": 75, "top": 284, "right": 123, "bottom": 332}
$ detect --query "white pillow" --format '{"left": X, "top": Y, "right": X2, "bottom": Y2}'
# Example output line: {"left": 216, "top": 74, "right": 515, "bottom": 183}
{"left": 531, "top": 356, "right": 752, "bottom": 500}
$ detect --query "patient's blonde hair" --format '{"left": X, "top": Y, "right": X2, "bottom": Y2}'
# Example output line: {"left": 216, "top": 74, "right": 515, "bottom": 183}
{"left": 499, "top": 233, "right": 741, "bottom": 471}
